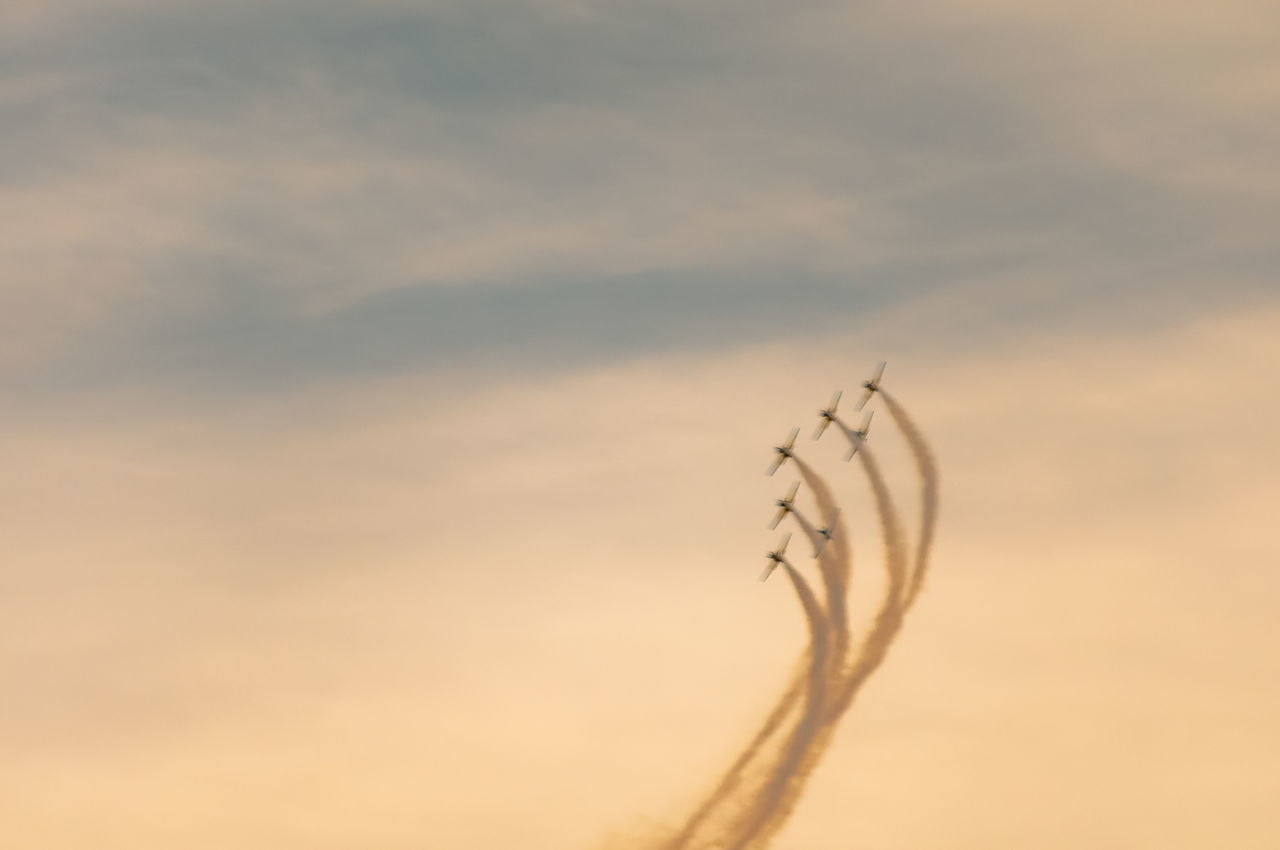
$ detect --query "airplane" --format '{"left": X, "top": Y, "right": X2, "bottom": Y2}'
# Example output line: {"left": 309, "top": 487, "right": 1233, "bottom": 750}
{"left": 813, "top": 390, "right": 842, "bottom": 440}
{"left": 855, "top": 361, "right": 887, "bottom": 411}
{"left": 768, "top": 482, "right": 801, "bottom": 530}
{"left": 766, "top": 427, "right": 800, "bottom": 476}
{"left": 813, "top": 508, "right": 840, "bottom": 556}
{"left": 840, "top": 410, "right": 874, "bottom": 460}
{"left": 759, "top": 533, "right": 792, "bottom": 582}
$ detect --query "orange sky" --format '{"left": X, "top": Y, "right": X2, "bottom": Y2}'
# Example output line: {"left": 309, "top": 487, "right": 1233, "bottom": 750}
{"left": 4, "top": 296, "right": 1279, "bottom": 848}
{"left": 4, "top": 1, "right": 1280, "bottom": 847}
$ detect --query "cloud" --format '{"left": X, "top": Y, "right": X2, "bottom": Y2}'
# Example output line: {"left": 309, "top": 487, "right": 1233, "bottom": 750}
{"left": 4, "top": 0, "right": 1279, "bottom": 388}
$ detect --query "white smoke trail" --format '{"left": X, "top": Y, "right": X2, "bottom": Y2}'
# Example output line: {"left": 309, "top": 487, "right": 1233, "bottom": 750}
{"left": 659, "top": 674, "right": 805, "bottom": 850}
{"left": 786, "top": 508, "right": 823, "bottom": 558}
{"left": 785, "top": 501, "right": 847, "bottom": 667}
{"left": 758, "top": 406, "right": 941, "bottom": 849}
{"left": 878, "top": 389, "right": 939, "bottom": 611}
{"left": 633, "top": 396, "right": 938, "bottom": 850}
{"left": 830, "top": 417, "right": 864, "bottom": 461}
{"left": 730, "top": 445, "right": 909, "bottom": 850}
{"left": 666, "top": 460, "right": 850, "bottom": 850}
{"left": 794, "top": 458, "right": 853, "bottom": 666}
{"left": 721, "top": 560, "right": 832, "bottom": 850}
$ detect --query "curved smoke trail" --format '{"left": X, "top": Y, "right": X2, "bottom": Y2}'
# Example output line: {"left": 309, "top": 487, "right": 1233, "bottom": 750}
{"left": 665, "top": 460, "right": 854, "bottom": 850}
{"left": 785, "top": 501, "right": 848, "bottom": 667}
{"left": 786, "top": 507, "right": 822, "bottom": 558}
{"left": 793, "top": 458, "right": 853, "bottom": 667}
{"left": 879, "top": 390, "right": 939, "bottom": 611}
{"left": 752, "top": 420, "right": 933, "bottom": 846}
{"left": 635, "top": 391, "right": 939, "bottom": 850}
{"left": 828, "top": 445, "right": 911, "bottom": 718}
{"left": 660, "top": 674, "right": 805, "bottom": 850}
{"left": 731, "top": 445, "right": 909, "bottom": 850}
{"left": 763, "top": 406, "right": 937, "bottom": 848}
{"left": 722, "top": 561, "right": 832, "bottom": 850}
{"left": 830, "top": 418, "right": 865, "bottom": 461}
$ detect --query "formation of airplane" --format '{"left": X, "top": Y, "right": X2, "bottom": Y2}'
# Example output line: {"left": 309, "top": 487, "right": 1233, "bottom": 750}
{"left": 766, "top": 427, "right": 800, "bottom": 477}
{"left": 760, "top": 533, "right": 791, "bottom": 582}
{"left": 758, "top": 361, "right": 884, "bottom": 580}
{"left": 768, "top": 482, "right": 800, "bottom": 530}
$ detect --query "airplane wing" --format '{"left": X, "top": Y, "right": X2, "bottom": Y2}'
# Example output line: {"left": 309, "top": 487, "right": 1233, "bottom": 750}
{"left": 813, "top": 418, "right": 831, "bottom": 440}
{"left": 786, "top": 482, "right": 800, "bottom": 502}
{"left": 768, "top": 507, "right": 787, "bottom": 530}
{"left": 872, "top": 361, "right": 887, "bottom": 384}
{"left": 759, "top": 562, "right": 777, "bottom": 582}
{"left": 766, "top": 455, "right": 784, "bottom": 476}
{"left": 860, "top": 410, "right": 874, "bottom": 434}
{"left": 784, "top": 427, "right": 799, "bottom": 450}
{"left": 845, "top": 442, "right": 859, "bottom": 461}
{"left": 778, "top": 533, "right": 791, "bottom": 555}
{"left": 813, "top": 536, "right": 829, "bottom": 558}
{"left": 829, "top": 390, "right": 842, "bottom": 412}
{"left": 855, "top": 387, "right": 874, "bottom": 411}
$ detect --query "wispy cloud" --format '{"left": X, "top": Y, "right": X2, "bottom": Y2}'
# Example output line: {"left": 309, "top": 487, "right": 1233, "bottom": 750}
{"left": 4, "top": 0, "right": 1278, "bottom": 392}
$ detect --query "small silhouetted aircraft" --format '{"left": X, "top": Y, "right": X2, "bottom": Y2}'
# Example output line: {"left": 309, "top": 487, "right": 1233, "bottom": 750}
{"left": 855, "top": 361, "right": 887, "bottom": 411}
{"left": 841, "top": 411, "right": 874, "bottom": 460}
{"left": 760, "top": 533, "right": 792, "bottom": 582}
{"left": 813, "top": 508, "right": 840, "bottom": 556}
{"left": 766, "top": 427, "right": 800, "bottom": 476}
{"left": 768, "top": 482, "right": 801, "bottom": 530}
{"left": 813, "top": 390, "right": 842, "bottom": 440}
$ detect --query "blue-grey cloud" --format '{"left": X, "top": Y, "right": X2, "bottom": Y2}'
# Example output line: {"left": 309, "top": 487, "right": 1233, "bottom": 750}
{"left": 4, "top": 0, "right": 1278, "bottom": 397}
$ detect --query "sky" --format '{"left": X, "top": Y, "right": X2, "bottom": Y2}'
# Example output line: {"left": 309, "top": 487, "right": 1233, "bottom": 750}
{"left": 2, "top": 1, "right": 1279, "bottom": 848}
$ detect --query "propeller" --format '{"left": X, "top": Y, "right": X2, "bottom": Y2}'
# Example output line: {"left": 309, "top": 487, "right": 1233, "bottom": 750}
{"left": 760, "top": 534, "right": 791, "bottom": 582}
{"left": 856, "top": 362, "right": 887, "bottom": 410}
{"left": 814, "top": 392, "right": 840, "bottom": 440}
{"left": 766, "top": 428, "right": 801, "bottom": 475}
